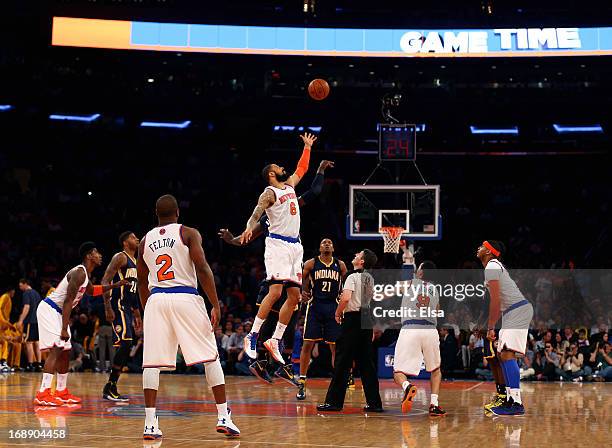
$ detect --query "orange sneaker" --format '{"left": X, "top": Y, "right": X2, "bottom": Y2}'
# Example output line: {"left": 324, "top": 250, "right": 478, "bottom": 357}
{"left": 54, "top": 389, "right": 82, "bottom": 404}
{"left": 401, "top": 384, "right": 417, "bottom": 413}
{"left": 34, "top": 389, "right": 63, "bottom": 406}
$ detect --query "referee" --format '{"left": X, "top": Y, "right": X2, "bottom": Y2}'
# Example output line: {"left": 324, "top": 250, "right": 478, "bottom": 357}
{"left": 317, "top": 249, "right": 383, "bottom": 412}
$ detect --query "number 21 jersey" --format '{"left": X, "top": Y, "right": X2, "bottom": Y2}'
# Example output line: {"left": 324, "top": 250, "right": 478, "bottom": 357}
{"left": 142, "top": 223, "right": 197, "bottom": 290}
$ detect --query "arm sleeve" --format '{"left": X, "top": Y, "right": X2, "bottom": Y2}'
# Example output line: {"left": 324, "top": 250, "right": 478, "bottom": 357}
{"left": 298, "top": 173, "right": 324, "bottom": 205}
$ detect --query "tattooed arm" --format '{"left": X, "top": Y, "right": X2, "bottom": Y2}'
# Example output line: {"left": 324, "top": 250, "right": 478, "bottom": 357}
{"left": 240, "top": 188, "right": 275, "bottom": 244}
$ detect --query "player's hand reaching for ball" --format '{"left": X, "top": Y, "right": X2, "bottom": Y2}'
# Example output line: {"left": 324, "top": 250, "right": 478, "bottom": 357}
{"left": 300, "top": 132, "right": 317, "bottom": 148}
{"left": 317, "top": 160, "right": 334, "bottom": 173}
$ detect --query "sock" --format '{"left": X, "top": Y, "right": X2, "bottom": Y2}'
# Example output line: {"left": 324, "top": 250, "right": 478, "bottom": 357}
{"left": 402, "top": 381, "right": 411, "bottom": 391}
{"left": 40, "top": 373, "right": 53, "bottom": 392}
{"left": 56, "top": 373, "right": 68, "bottom": 392}
{"left": 272, "top": 322, "right": 287, "bottom": 340}
{"left": 505, "top": 386, "right": 511, "bottom": 398}
{"left": 496, "top": 383, "right": 507, "bottom": 395}
{"left": 252, "top": 317, "right": 265, "bottom": 333}
{"left": 216, "top": 402, "right": 229, "bottom": 417}
{"left": 430, "top": 393, "right": 439, "bottom": 407}
{"left": 510, "top": 388, "right": 522, "bottom": 405}
{"left": 501, "top": 359, "right": 521, "bottom": 403}
{"left": 145, "top": 407, "right": 156, "bottom": 426}
{"left": 299, "top": 375, "right": 306, "bottom": 383}
{"left": 109, "top": 368, "right": 120, "bottom": 383}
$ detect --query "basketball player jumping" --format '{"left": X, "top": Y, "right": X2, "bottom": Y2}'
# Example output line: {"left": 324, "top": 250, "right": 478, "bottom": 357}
{"left": 138, "top": 195, "right": 239, "bottom": 440}
{"left": 242, "top": 132, "right": 317, "bottom": 363}
{"left": 392, "top": 261, "right": 446, "bottom": 416}
{"left": 101, "top": 231, "right": 142, "bottom": 402}
{"left": 297, "top": 238, "right": 347, "bottom": 400}
{"left": 34, "top": 242, "right": 128, "bottom": 406}
{"left": 477, "top": 240, "right": 533, "bottom": 416}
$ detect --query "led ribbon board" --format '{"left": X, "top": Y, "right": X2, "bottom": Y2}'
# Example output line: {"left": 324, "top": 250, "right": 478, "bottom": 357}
{"left": 52, "top": 17, "right": 612, "bottom": 57}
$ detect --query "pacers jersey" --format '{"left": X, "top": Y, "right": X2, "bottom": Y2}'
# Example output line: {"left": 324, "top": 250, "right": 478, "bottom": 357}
{"left": 400, "top": 278, "right": 440, "bottom": 327}
{"left": 311, "top": 256, "right": 342, "bottom": 302}
{"left": 111, "top": 251, "right": 138, "bottom": 310}
{"left": 265, "top": 184, "right": 300, "bottom": 238}
{"left": 143, "top": 223, "right": 197, "bottom": 290}
{"left": 47, "top": 265, "right": 89, "bottom": 309}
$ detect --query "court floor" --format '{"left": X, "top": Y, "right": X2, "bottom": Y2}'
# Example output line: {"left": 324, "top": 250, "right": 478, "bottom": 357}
{"left": 0, "top": 372, "right": 609, "bottom": 447}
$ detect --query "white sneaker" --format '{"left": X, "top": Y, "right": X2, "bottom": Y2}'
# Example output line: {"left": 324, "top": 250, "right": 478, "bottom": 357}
{"left": 244, "top": 332, "right": 259, "bottom": 359}
{"left": 263, "top": 338, "right": 284, "bottom": 364}
{"left": 143, "top": 416, "right": 162, "bottom": 440}
{"left": 216, "top": 409, "right": 240, "bottom": 437}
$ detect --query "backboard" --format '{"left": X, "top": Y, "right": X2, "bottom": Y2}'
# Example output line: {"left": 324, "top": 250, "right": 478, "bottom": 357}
{"left": 348, "top": 185, "right": 441, "bottom": 240}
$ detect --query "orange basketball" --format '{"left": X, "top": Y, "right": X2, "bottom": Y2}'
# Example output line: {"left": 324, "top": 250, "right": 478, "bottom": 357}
{"left": 308, "top": 78, "right": 330, "bottom": 101}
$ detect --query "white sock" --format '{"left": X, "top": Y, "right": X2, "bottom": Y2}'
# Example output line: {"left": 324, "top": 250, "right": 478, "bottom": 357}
{"left": 145, "top": 407, "right": 156, "bottom": 426}
{"left": 216, "top": 402, "right": 229, "bottom": 417}
{"left": 272, "top": 322, "right": 287, "bottom": 340}
{"left": 56, "top": 373, "right": 68, "bottom": 392}
{"left": 252, "top": 317, "right": 265, "bottom": 333}
{"left": 402, "top": 381, "right": 411, "bottom": 391}
{"left": 40, "top": 373, "right": 53, "bottom": 392}
{"left": 510, "top": 388, "right": 522, "bottom": 404}
{"left": 430, "top": 393, "right": 439, "bottom": 407}
{"left": 506, "top": 386, "right": 511, "bottom": 397}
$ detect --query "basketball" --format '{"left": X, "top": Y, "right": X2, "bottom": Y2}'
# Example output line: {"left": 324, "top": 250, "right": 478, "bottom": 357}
{"left": 308, "top": 78, "right": 330, "bottom": 100}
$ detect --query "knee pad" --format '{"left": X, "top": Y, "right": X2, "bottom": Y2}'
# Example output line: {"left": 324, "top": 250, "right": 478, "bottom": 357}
{"left": 113, "top": 342, "right": 131, "bottom": 367}
{"left": 143, "top": 368, "right": 160, "bottom": 390}
{"left": 204, "top": 359, "right": 225, "bottom": 388}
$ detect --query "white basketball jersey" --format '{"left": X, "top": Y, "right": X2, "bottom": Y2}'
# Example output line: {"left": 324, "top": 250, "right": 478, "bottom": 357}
{"left": 47, "top": 265, "right": 89, "bottom": 309}
{"left": 265, "top": 184, "right": 300, "bottom": 238}
{"left": 143, "top": 223, "right": 198, "bottom": 290}
{"left": 484, "top": 259, "right": 526, "bottom": 312}
{"left": 401, "top": 278, "right": 440, "bottom": 327}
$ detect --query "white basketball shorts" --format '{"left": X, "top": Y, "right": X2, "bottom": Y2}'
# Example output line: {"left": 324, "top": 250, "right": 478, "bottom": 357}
{"left": 264, "top": 237, "right": 304, "bottom": 285}
{"left": 142, "top": 293, "right": 218, "bottom": 370}
{"left": 37, "top": 301, "right": 72, "bottom": 351}
{"left": 393, "top": 327, "right": 441, "bottom": 376}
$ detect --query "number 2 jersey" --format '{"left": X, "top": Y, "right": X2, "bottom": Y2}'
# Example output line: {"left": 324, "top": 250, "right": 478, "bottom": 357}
{"left": 142, "top": 223, "right": 198, "bottom": 290}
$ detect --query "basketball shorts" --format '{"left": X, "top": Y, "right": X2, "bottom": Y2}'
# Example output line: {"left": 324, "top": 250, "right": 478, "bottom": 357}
{"left": 142, "top": 293, "right": 218, "bottom": 370}
{"left": 393, "top": 327, "right": 440, "bottom": 376}
{"left": 498, "top": 302, "right": 533, "bottom": 355}
{"left": 303, "top": 301, "right": 341, "bottom": 344}
{"left": 24, "top": 323, "right": 39, "bottom": 342}
{"left": 264, "top": 237, "right": 303, "bottom": 285}
{"left": 112, "top": 303, "right": 134, "bottom": 347}
{"left": 36, "top": 300, "right": 71, "bottom": 351}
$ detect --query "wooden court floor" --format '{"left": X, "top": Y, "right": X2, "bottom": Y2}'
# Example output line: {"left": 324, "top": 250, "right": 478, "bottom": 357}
{"left": 0, "top": 372, "right": 609, "bottom": 447}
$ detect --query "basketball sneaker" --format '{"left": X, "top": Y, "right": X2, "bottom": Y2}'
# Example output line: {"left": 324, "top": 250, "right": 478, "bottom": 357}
{"left": 143, "top": 416, "right": 163, "bottom": 440}
{"left": 103, "top": 381, "right": 129, "bottom": 402}
{"left": 34, "top": 389, "right": 62, "bottom": 406}
{"left": 244, "top": 332, "right": 259, "bottom": 359}
{"left": 490, "top": 399, "right": 525, "bottom": 416}
{"left": 296, "top": 379, "right": 306, "bottom": 400}
{"left": 401, "top": 384, "right": 417, "bottom": 413}
{"left": 55, "top": 389, "right": 82, "bottom": 404}
{"left": 484, "top": 393, "right": 506, "bottom": 411}
{"left": 216, "top": 409, "right": 240, "bottom": 437}
{"left": 249, "top": 360, "right": 273, "bottom": 385}
{"left": 429, "top": 404, "right": 446, "bottom": 416}
{"left": 275, "top": 364, "right": 298, "bottom": 386}
{"left": 263, "top": 338, "right": 285, "bottom": 364}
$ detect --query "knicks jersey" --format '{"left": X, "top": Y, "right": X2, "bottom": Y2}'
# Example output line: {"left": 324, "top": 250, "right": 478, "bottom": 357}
{"left": 265, "top": 184, "right": 300, "bottom": 238}
{"left": 112, "top": 251, "right": 138, "bottom": 309}
{"left": 143, "top": 223, "right": 197, "bottom": 290}
{"left": 47, "top": 265, "right": 89, "bottom": 309}
{"left": 484, "top": 259, "right": 525, "bottom": 312}
{"left": 400, "top": 278, "right": 440, "bottom": 327}
{"left": 311, "top": 256, "right": 342, "bottom": 302}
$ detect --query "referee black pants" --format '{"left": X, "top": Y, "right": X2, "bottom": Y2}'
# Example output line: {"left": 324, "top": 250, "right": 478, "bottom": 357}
{"left": 324, "top": 312, "right": 382, "bottom": 408}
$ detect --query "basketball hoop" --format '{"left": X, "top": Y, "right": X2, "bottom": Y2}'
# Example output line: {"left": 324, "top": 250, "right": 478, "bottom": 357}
{"left": 379, "top": 227, "right": 405, "bottom": 254}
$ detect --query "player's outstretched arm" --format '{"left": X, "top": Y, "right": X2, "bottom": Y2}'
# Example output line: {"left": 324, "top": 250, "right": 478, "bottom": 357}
{"left": 137, "top": 239, "right": 151, "bottom": 309}
{"left": 287, "top": 132, "right": 317, "bottom": 188}
{"left": 297, "top": 160, "right": 334, "bottom": 207}
{"left": 219, "top": 222, "right": 264, "bottom": 247}
{"left": 241, "top": 189, "right": 275, "bottom": 244}
{"left": 184, "top": 226, "right": 221, "bottom": 328}
{"left": 100, "top": 252, "right": 127, "bottom": 321}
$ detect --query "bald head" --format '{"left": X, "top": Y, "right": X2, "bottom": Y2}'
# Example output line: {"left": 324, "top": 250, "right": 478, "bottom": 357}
{"left": 156, "top": 194, "right": 179, "bottom": 220}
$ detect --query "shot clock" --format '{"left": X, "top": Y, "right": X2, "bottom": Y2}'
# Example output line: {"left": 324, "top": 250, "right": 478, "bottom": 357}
{"left": 378, "top": 124, "right": 416, "bottom": 161}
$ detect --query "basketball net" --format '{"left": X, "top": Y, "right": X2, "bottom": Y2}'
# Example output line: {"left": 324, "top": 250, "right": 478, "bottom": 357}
{"left": 379, "top": 227, "right": 405, "bottom": 254}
